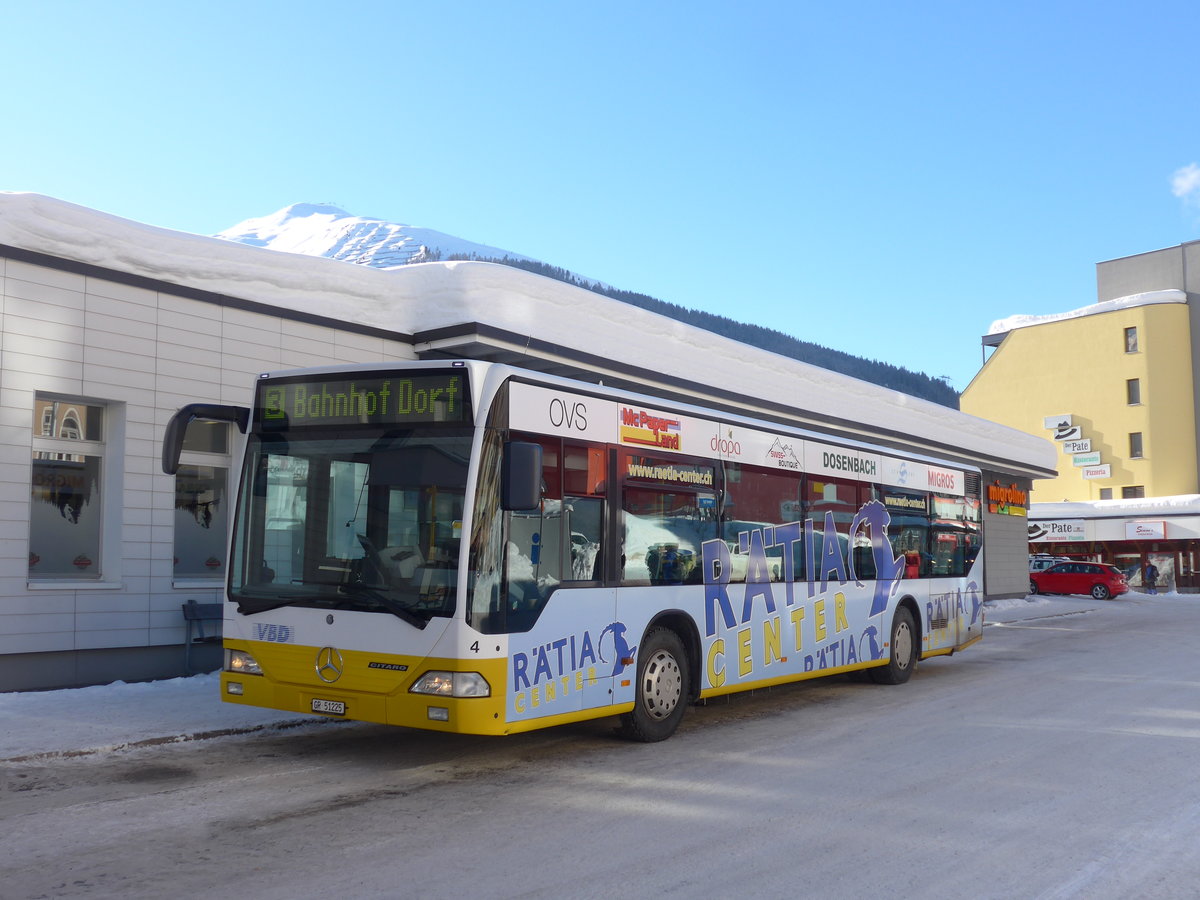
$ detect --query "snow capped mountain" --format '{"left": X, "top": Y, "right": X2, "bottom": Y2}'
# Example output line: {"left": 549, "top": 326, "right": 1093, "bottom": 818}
{"left": 214, "top": 203, "right": 534, "bottom": 269}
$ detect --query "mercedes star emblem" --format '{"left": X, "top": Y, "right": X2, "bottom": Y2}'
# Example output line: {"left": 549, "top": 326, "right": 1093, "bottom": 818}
{"left": 315, "top": 646, "right": 344, "bottom": 683}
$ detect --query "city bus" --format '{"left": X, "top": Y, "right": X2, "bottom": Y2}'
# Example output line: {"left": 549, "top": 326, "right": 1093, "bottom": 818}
{"left": 162, "top": 360, "right": 985, "bottom": 741}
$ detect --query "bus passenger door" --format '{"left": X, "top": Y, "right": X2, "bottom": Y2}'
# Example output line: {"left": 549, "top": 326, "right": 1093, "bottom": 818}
{"left": 504, "top": 472, "right": 617, "bottom": 724}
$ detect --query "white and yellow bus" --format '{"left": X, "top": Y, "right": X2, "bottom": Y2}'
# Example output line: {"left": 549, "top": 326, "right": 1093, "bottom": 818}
{"left": 163, "top": 360, "right": 985, "bottom": 741}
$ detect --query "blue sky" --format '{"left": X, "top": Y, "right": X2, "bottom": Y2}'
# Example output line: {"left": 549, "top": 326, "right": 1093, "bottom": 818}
{"left": 4, "top": 1, "right": 1198, "bottom": 392}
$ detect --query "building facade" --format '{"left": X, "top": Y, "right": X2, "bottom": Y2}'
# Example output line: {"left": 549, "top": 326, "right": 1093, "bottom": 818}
{"left": 1027, "top": 496, "right": 1200, "bottom": 592}
{"left": 963, "top": 239, "right": 1200, "bottom": 586}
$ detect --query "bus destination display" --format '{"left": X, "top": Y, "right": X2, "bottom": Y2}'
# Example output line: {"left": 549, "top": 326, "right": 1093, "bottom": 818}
{"left": 258, "top": 372, "right": 469, "bottom": 428}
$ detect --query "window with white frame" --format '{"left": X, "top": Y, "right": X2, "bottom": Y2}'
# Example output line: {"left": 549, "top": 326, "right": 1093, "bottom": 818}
{"left": 29, "top": 396, "right": 106, "bottom": 579}
{"left": 173, "top": 421, "right": 232, "bottom": 580}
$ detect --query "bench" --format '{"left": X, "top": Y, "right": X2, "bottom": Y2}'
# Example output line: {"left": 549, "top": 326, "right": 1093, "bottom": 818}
{"left": 181, "top": 599, "right": 224, "bottom": 674}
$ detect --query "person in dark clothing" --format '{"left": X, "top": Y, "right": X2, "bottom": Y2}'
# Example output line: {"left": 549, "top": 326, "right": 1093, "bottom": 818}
{"left": 1144, "top": 562, "right": 1159, "bottom": 595}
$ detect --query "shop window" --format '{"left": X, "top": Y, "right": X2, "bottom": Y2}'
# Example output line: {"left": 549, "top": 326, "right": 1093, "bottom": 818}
{"left": 1126, "top": 378, "right": 1141, "bottom": 405}
{"left": 1124, "top": 326, "right": 1138, "bottom": 353}
{"left": 29, "top": 397, "right": 106, "bottom": 579}
{"left": 174, "top": 423, "right": 232, "bottom": 580}
{"left": 1129, "top": 433, "right": 1144, "bottom": 459}
{"left": 1099, "top": 488, "right": 1113, "bottom": 500}
{"left": 174, "top": 465, "right": 229, "bottom": 578}
{"left": 1121, "top": 486, "right": 1145, "bottom": 499}
{"left": 182, "top": 420, "right": 230, "bottom": 454}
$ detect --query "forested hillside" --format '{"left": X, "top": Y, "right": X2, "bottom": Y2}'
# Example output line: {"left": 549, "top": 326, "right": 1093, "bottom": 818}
{"left": 438, "top": 253, "right": 960, "bottom": 408}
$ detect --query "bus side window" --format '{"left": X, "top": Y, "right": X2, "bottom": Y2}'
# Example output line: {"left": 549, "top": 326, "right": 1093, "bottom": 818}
{"left": 502, "top": 437, "right": 606, "bottom": 630}
{"left": 853, "top": 483, "right": 879, "bottom": 581}
{"left": 720, "top": 461, "right": 802, "bottom": 583}
{"left": 562, "top": 442, "right": 605, "bottom": 582}
{"left": 564, "top": 496, "right": 603, "bottom": 581}
{"left": 621, "top": 485, "right": 716, "bottom": 584}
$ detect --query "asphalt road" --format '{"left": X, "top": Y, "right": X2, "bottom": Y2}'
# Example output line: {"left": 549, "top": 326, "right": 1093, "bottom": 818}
{"left": 4, "top": 594, "right": 1199, "bottom": 899}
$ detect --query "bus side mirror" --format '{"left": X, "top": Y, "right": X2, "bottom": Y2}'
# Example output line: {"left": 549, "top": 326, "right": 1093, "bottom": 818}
{"left": 162, "top": 403, "right": 249, "bottom": 475}
{"left": 502, "top": 442, "right": 542, "bottom": 510}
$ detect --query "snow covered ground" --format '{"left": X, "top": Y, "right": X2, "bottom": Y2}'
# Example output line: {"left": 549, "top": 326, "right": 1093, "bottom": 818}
{"left": 4, "top": 591, "right": 1178, "bottom": 763}
{"left": 0, "top": 671, "right": 332, "bottom": 761}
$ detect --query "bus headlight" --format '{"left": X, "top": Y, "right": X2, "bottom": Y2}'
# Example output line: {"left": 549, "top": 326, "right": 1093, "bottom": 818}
{"left": 225, "top": 649, "right": 264, "bottom": 676}
{"left": 409, "top": 671, "right": 491, "bottom": 698}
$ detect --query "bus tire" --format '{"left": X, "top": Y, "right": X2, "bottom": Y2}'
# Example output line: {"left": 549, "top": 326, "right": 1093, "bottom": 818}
{"left": 870, "top": 607, "right": 917, "bottom": 685}
{"left": 617, "top": 627, "right": 690, "bottom": 742}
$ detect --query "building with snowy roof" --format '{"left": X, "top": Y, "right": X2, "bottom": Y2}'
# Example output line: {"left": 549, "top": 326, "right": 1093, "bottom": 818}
{"left": 962, "top": 239, "right": 1200, "bottom": 589}
{"left": 1, "top": 194, "right": 1054, "bottom": 691}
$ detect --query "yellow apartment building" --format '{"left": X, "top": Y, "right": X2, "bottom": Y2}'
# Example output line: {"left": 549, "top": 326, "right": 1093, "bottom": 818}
{"left": 965, "top": 292, "right": 1195, "bottom": 502}
{"left": 962, "top": 239, "right": 1200, "bottom": 590}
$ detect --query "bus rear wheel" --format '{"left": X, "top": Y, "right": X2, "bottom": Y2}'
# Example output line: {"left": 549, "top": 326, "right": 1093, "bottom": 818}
{"left": 618, "top": 627, "right": 690, "bottom": 742}
{"left": 870, "top": 607, "right": 917, "bottom": 685}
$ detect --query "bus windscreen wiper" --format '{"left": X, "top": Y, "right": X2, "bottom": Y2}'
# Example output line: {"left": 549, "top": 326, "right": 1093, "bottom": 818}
{"left": 337, "top": 583, "right": 429, "bottom": 629}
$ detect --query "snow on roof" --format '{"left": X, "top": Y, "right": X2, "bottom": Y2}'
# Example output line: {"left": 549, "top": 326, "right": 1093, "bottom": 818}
{"left": 0, "top": 192, "right": 1055, "bottom": 475}
{"left": 1032, "top": 495, "right": 1200, "bottom": 519}
{"left": 986, "top": 289, "right": 1187, "bottom": 338}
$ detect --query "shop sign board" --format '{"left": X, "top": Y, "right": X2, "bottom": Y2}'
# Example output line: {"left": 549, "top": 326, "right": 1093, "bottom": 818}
{"left": 1029, "top": 519, "right": 1086, "bottom": 542}
{"left": 1081, "top": 465, "right": 1111, "bottom": 480}
{"left": 1061, "top": 439, "right": 1091, "bottom": 454}
{"left": 1072, "top": 452, "right": 1102, "bottom": 467}
{"left": 1126, "top": 520, "right": 1167, "bottom": 540}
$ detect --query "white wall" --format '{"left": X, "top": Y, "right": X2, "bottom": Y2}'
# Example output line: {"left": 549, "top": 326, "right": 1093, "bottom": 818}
{"left": 0, "top": 253, "right": 415, "bottom": 688}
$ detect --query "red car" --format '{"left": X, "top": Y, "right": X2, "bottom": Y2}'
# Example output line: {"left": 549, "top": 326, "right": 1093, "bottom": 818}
{"left": 1029, "top": 562, "right": 1129, "bottom": 600}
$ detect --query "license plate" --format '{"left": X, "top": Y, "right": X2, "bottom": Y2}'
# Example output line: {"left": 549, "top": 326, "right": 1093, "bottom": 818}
{"left": 311, "top": 698, "right": 346, "bottom": 716}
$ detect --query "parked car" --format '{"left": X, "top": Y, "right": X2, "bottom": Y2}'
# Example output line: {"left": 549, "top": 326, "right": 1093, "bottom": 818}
{"left": 1029, "top": 562, "right": 1129, "bottom": 600}
{"left": 1029, "top": 554, "right": 1070, "bottom": 572}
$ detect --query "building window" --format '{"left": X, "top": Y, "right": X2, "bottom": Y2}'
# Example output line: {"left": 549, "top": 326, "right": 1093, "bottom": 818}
{"left": 1124, "top": 327, "right": 1138, "bottom": 353}
{"left": 174, "top": 423, "right": 232, "bottom": 580}
{"left": 1099, "top": 489, "right": 1113, "bottom": 500}
{"left": 1129, "top": 433, "right": 1144, "bottom": 459}
{"left": 1126, "top": 378, "right": 1141, "bottom": 405}
{"left": 1122, "top": 486, "right": 1145, "bottom": 499}
{"left": 29, "top": 397, "right": 106, "bottom": 579}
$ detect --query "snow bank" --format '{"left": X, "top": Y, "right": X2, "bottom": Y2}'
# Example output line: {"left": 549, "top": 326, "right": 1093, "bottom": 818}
{"left": 0, "top": 673, "right": 320, "bottom": 760}
{"left": 1032, "top": 494, "right": 1200, "bottom": 519}
{"left": 986, "top": 290, "right": 1186, "bottom": 338}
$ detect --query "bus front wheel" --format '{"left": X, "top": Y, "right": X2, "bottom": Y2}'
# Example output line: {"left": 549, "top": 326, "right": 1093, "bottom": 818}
{"left": 870, "top": 607, "right": 917, "bottom": 685}
{"left": 618, "top": 627, "right": 690, "bottom": 742}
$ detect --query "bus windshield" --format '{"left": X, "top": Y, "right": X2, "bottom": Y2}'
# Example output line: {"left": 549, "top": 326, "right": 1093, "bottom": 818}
{"left": 230, "top": 428, "right": 472, "bottom": 625}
